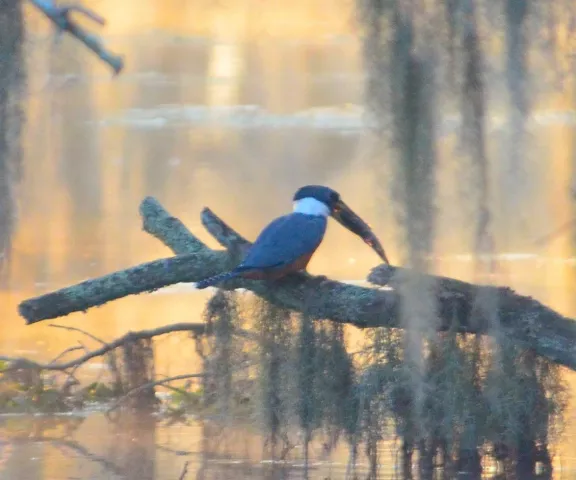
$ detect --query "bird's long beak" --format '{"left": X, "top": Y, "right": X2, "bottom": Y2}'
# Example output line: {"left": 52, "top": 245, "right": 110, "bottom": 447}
{"left": 331, "top": 200, "right": 390, "bottom": 264}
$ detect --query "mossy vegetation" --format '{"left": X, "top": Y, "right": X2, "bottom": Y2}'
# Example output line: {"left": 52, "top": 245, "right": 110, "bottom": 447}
{"left": 0, "top": 283, "right": 568, "bottom": 478}
{"left": 1, "top": 0, "right": 574, "bottom": 478}
{"left": 193, "top": 291, "right": 567, "bottom": 478}
{"left": 0, "top": 0, "right": 24, "bottom": 273}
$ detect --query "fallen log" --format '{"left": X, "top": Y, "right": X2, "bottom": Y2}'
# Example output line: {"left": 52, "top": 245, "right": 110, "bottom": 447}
{"left": 18, "top": 197, "right": 576, "bottom": 371}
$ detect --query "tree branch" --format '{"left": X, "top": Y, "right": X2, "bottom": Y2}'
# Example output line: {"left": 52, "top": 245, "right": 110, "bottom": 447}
{"left": 50, "top": 323, "right": 122, "bottom": 386}
{"left": 18, "top": 252, "right": 225, "bottom": 324}
{"left": 106, "top": 374, "right": 204, "bottom": 413}
{"left": 367, "top": 263, "right": 576, "bottom": 369}
{"left": 1, "top": 323, "right": 205, "bottom": 371}
{"left": 200, "top": 207, "right": 250, "bottom": 250}
{"left": 50, "top": 323, "right": 108, "bottom": 346}
{"left": 141, "top": 196, "right": 207, "bottom": 254}
{"left": 28, "top": 0, "right": 124, "bottom": 74}
{"left": 17, "top": 197, "right": 576, "bottom": 371}
{"left": 48, "top": 345, "right": 84, "bottom": 365}
{"left": 179, "top": 461, "right": 190, "bottom": 480}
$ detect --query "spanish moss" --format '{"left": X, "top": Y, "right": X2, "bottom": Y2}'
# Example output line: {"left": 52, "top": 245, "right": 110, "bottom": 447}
{"left": 0, "top": 0, "right": 24, "bottom": 274}
{"left": 502, "top": 0, "right": 531, "bottom": 248}
{"left": 254, "top": 300, "right": 295, "bottom": 458}
{"left": 201, "top": 291, "right": 238, "bottom": 415}
{"left": 297, "top": 313, "right": 319, "bottom": 475}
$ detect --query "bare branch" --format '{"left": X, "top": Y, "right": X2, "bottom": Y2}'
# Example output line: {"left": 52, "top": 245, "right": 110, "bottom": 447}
{"left": 18, "top": 253, "right": 224, "bottom": 324}
{"left": 107, "top": 374, "right": 204, "bottom": 413}
{"left": 141, "top": 196, "right": 207, "bottom": 254}
{"left": 201, "top": 206, "right": 254, "bottom": 265}
{"left": 201, "top": 206, "right": 250, "bottom": 250}
{"left": 17, "top": 197, "right": 576, "bottom": 371}
{"left": 56, "top": 3, "right": 106, "bottom": 25}
{"left": 0, "top": 356, "right": 43, "bottom": 371}
{"left": 533, "top": 218, "right": 576, "bottom": 247}
{"left": 179, "top": 461, "right": 190, "bottom": 480}
{"left": 50, "top": 323, "right": 108, "bottom": 346}
{"left": 28, "top": 0, "right": 123, "bottom": 74}
{"left": 2, "top": 323, "right": 206, "bottom": 371}
{"left": 48, "top": 345, "right": 84, "bottom": 365}
{"left": 50, "top": 323, "right": 122, "bottom": 387}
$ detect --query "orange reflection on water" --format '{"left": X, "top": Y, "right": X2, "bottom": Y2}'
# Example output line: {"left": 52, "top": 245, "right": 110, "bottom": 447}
{"left": 1, "top": 0, "right": 576, "bottom": 478}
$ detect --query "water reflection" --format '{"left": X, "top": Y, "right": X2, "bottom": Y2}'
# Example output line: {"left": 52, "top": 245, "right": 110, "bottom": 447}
{"left": 3, "top": 7, "right": 372, "bottom": 364}
{"left": 0, "top": 414, "right": 382, "bottom": 480}
{"left": 0, "top": 405, "right": 574, "bottom": 479}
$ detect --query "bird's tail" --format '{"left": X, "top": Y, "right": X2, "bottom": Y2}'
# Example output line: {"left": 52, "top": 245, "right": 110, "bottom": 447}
{"left": 195, "top": 270, "right": 242, "bottom": 290}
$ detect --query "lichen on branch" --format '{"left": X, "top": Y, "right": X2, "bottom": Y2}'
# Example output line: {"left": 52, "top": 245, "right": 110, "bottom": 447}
{"left": 17, "top": 197, "right": 576, "bottom": 371}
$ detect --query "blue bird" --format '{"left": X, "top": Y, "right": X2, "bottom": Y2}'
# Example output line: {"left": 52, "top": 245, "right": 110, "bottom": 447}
{"left": 195, "top": 185, "right": 389, "bottom": 289}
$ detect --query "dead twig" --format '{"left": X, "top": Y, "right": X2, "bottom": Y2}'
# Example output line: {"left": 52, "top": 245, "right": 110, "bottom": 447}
{"left": 28, "top": 0, "right": 124, "bottom": 74}
{"left": 141, "top": 196, "right": 207, "bottom": 254}
{"left": 55, "top": 3, "right": 106, "bottom": 25}
{"left": 107, "top": 374, "right": 205, "bottom": 414}
{"left": 1, "top": 323, "right": 205, "bottom": 372}
{"left": 201, "top": 206, "right": 250, "bottom": 250}
{"left": 178, "top": 460, "right": 190, "bottom": 480}
{"left": 50, "top": 323, "right": 108, "bottom": 346}
{"left": 50, "top": 322, "right": 123, "bottom": 389}
{"left": 48, "top": 345, "right": 84, "bottom": 365}
{"left": 534, "top": 217, "right": 576, "bottom": 247}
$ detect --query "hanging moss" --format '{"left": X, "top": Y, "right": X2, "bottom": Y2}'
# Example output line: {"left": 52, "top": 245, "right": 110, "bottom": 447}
{"left": 502, "top": 0, "right": 531, "bottom": 247}
{"left": 119, "top": 337, "right": 157, "bottom": 411}
{"left": 0, "top": 0, "right": 25, "bottom": 274}
{"left": 202, "top": 290, "right": 240, "bottom": 414}
{"left": 316, "top": 323, "right": 357, "bottom": 446}
{"left": 296, "top": 314, "right": 319, "bottom": 469}
{"left": 389, "top": 3, "right": 438, "bottom": 267}
{"left": 483, "top": 337, "right": 566, "bottom": 477}
{"left": 254, "top": 300, "right": 295, "bottom": 458}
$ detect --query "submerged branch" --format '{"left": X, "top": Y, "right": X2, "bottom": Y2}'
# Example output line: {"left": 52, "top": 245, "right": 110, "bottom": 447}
{"left": 28, "top": 0, "right": 124, "bottom": 74}
{"left": 32, "top": 437, "right": 124, "bottom": 476}
{"left": 18, "top": 197, "right": 576, "bottom": 371}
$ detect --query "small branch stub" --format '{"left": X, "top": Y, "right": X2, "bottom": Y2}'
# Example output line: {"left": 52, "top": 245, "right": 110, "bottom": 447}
{"left": 29, "top": 0, "right": 124, "bottom": 74}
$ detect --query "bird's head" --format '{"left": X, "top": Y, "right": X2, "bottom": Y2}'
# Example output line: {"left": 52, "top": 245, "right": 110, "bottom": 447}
{"left": 293, "top": 185, "right": 390, "bottom": 264}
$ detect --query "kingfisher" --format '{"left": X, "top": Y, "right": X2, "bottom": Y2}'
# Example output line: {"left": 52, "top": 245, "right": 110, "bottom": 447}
{"left": 195, "top": 185, "right": 389, "bottom": 289}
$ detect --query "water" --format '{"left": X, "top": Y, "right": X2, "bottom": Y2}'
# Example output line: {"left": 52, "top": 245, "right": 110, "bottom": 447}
{"left": 1, "top": 0, "right": 576, "bottom": 478}
{"left": 0, "top": 412, "right": 376, "bottom": 480}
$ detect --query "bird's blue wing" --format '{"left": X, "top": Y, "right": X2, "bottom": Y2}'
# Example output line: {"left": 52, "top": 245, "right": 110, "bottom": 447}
{"left": 239, "top": 213, "right": 327, "bottom": 270}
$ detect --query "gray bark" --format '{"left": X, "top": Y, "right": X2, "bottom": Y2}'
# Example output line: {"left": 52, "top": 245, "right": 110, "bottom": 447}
{"left": 18, "top": 197, "right": 576, "bottom": 371}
